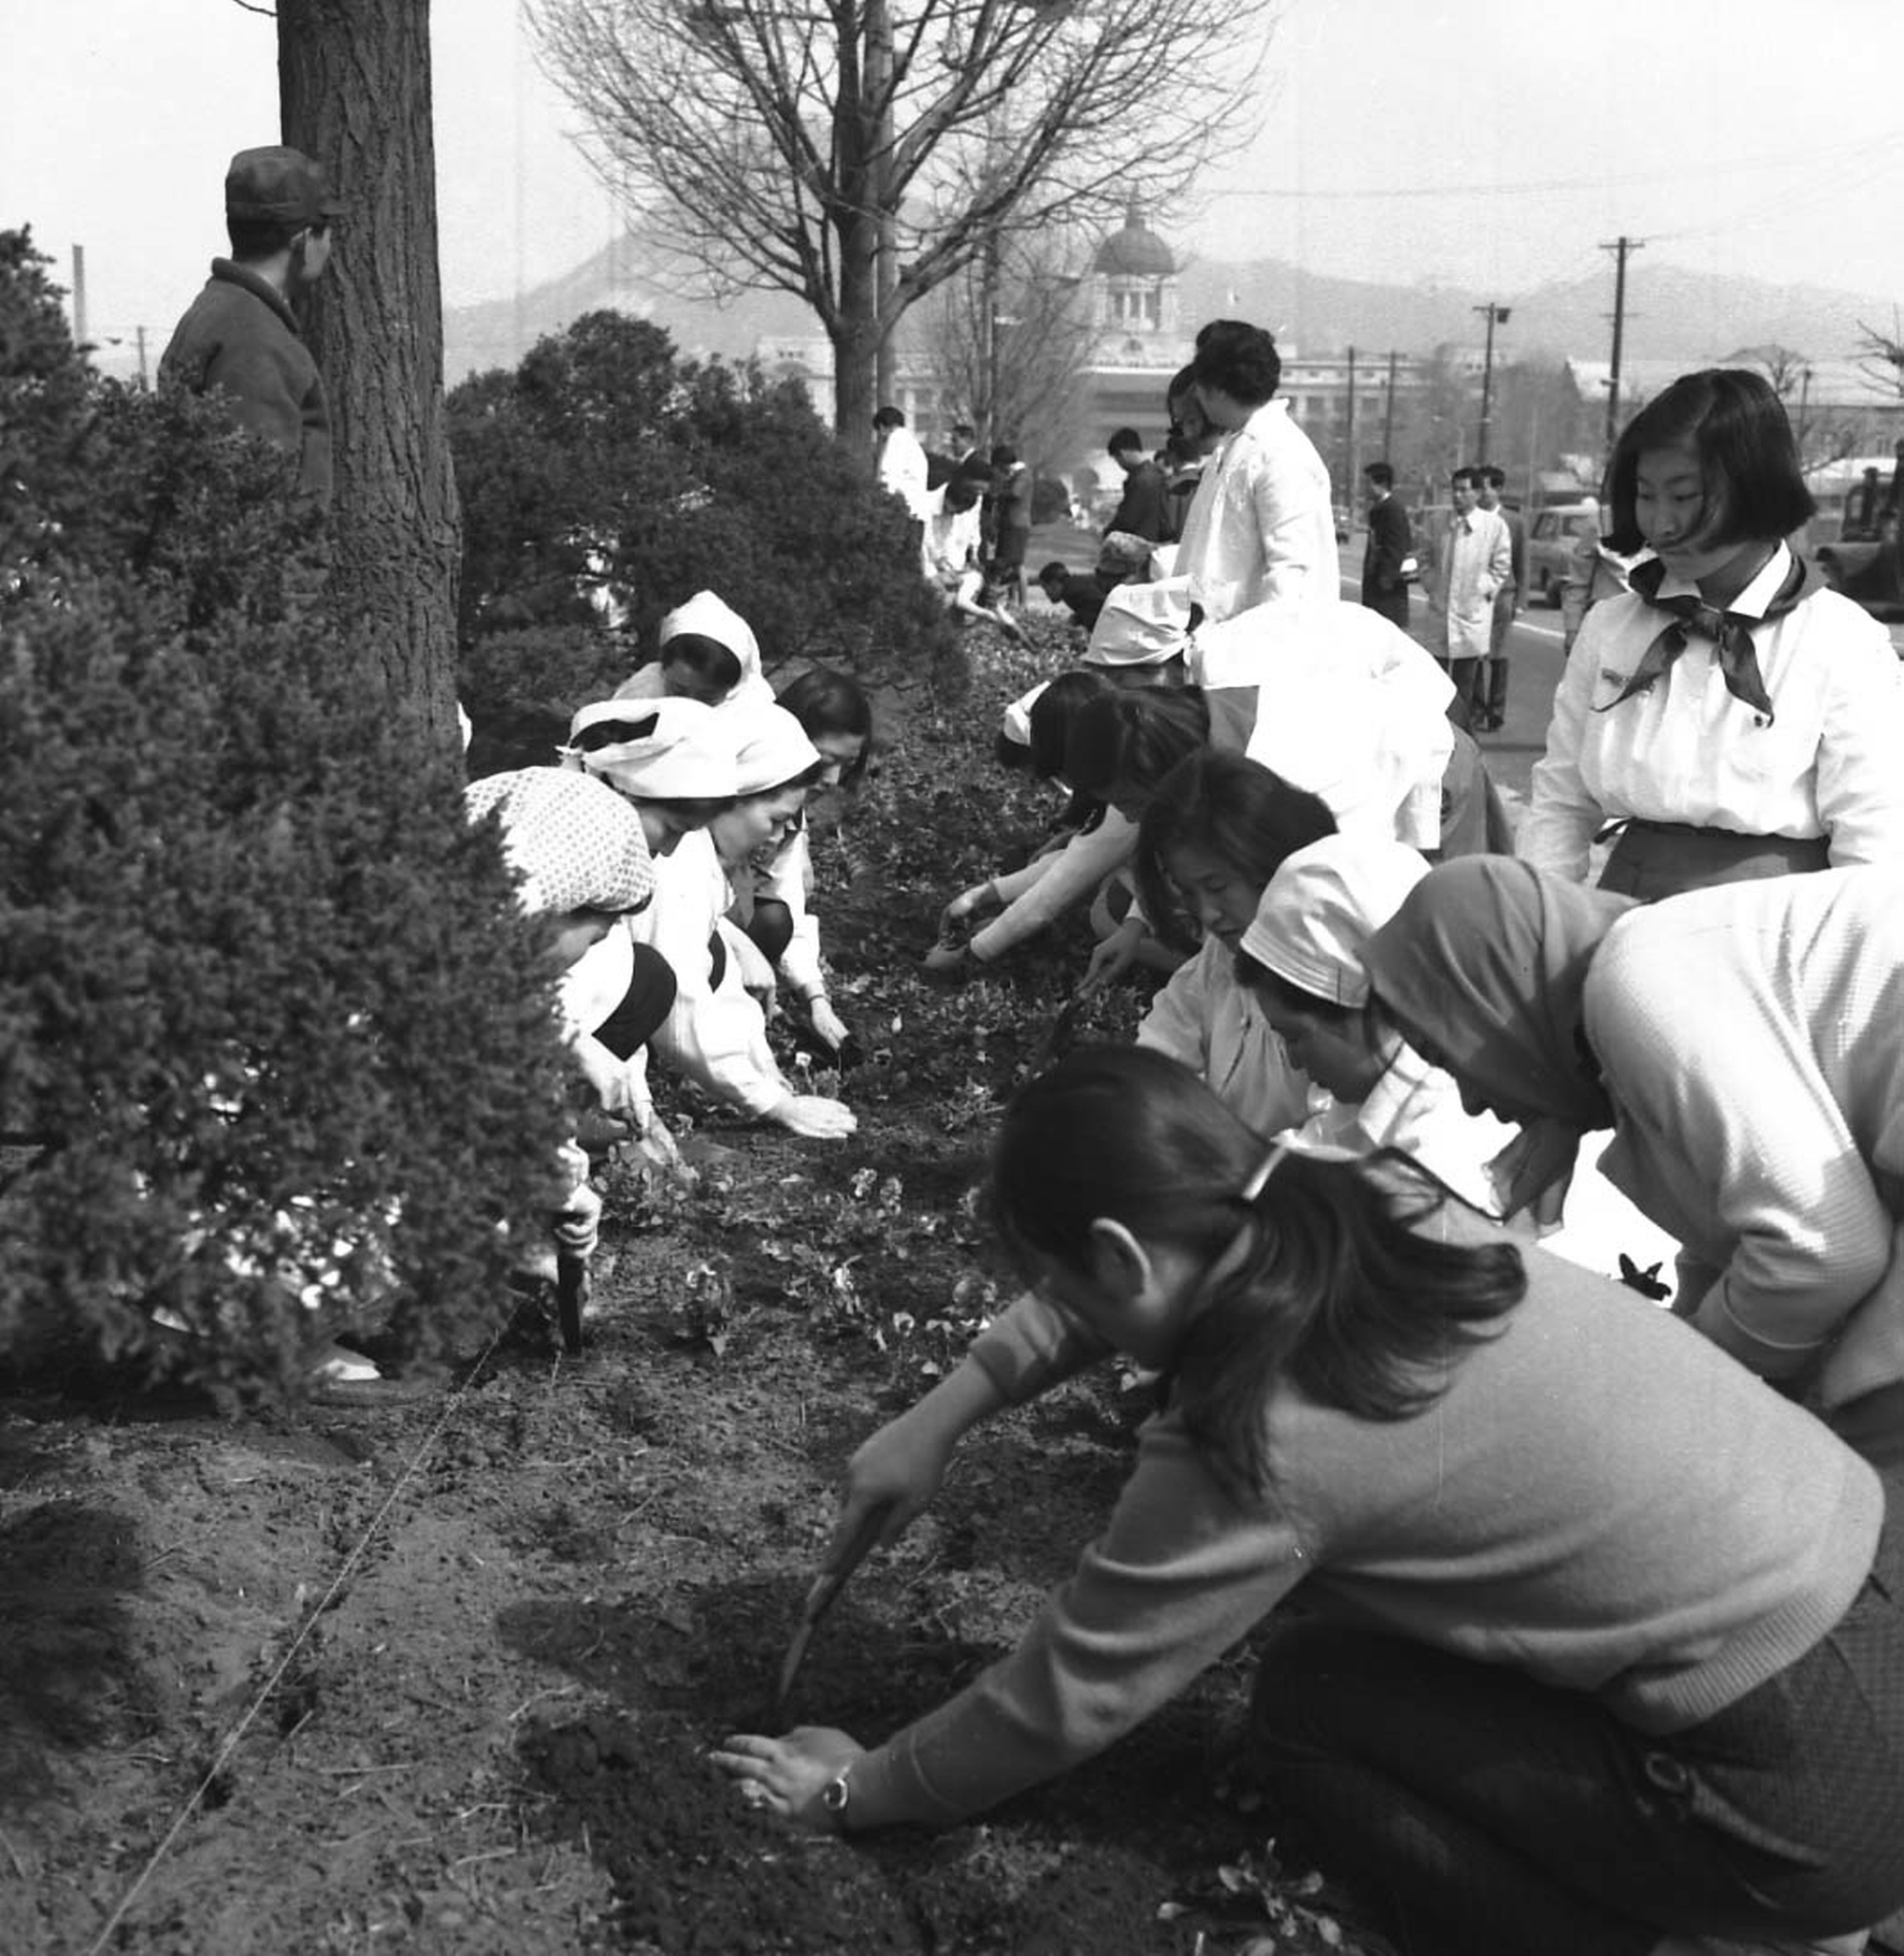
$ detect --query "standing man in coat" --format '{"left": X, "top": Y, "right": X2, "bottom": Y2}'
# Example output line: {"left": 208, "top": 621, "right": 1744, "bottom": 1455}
{"left": 161, "top": 145, "right": 341, "bottom": 509}
{"left": 1475, "top": 465, "right": 1525, "bottom": 731}
{"left": 1359, "top": 462, "right": 1414, "bottom": 628}
{"left": 1424, "top": 467, "right": 1511, "bottom": 729}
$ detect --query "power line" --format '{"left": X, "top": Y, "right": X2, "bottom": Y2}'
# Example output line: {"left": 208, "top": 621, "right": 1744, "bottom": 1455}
{"left": 1213, "top": 128, "right": 1904, "bottom": 204}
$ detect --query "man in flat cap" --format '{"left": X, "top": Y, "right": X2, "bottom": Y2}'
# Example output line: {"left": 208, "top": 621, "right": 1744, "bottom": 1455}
{"left": 161, "top": 146, "right": 342, "bottom": 507}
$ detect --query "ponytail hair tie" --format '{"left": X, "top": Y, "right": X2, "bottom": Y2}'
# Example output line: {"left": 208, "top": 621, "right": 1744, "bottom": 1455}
{"left": 1240, "top": 1140, "right": 1288, "bottom": 1204}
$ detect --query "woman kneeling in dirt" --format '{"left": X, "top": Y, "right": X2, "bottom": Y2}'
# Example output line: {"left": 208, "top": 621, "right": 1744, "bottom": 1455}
{"left": 714, "top": 1046, "right": 1904, "bottom": 1956}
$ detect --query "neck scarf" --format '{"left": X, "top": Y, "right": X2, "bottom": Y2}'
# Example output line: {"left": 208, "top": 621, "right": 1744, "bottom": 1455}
{"left": 1599, "top": 551, "right": 1813, "bottom": 724}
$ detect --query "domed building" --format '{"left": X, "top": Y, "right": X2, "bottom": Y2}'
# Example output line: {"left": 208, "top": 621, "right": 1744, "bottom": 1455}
{"left": 1091, "top": 203, "right": 1181, "bottom": 347}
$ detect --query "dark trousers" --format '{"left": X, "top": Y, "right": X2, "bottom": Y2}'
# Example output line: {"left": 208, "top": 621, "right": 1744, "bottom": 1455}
{"left": 1247, "top": 1546, "right": 1904, "bottom": 1956}
{"left": 1361, "top": 586, "right": 1409, "bottom": 629}
{"left": 1434, "top": 655, "right": 1480, "bottom": 731}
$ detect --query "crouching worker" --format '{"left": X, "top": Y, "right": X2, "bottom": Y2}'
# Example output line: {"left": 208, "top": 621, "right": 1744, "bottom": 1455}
{"left": 713, "top": 1045, "right": 1904, "bottom": 1956}
{"left": 463, "top": 765, "right": 676, "bottom": 1279}
{"left": 631, "top": 698, "right": 858, "bottom": 1140}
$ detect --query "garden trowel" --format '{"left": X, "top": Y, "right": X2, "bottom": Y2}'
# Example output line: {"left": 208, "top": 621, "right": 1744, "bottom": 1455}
{"left": 770, "top": 1505, "right": 887, "bottom": 1725}
{"left": 1029, "top": 987, "right": 1088, "bottom": 1074}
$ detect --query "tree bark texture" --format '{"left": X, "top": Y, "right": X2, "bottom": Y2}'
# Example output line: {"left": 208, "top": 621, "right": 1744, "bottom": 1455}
{"left": 278, "top": 0, "right": 462, "bottom": 734}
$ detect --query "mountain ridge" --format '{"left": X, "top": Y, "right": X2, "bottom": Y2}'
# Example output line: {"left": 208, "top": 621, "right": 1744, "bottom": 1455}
{"left": 444, "top": 234, "right": 1900, "bottom": 387}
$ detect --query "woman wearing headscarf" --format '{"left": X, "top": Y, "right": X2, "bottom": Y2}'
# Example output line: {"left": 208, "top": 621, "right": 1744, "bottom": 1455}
{"left": 611, "top": 588, "right": 777, "bottom": 712}
{"left": 559, "top": 695, "right": 742, "bottom": 1171}
{"left": 1361, "top": 856, "right": 1904, "bottom": 1469}
{"left": 1234, "top": 833, "right": 1516, "bottom": 1215}
{"left": 464, "top": 764, "right": 672, "bottom": 1278}
{"left": 624, "top": 698, "right": 857, "bottom": 1140}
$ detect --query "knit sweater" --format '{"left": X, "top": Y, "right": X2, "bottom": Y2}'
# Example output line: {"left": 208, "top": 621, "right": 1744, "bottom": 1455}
{"left": 845, "top": 1235, "right": 1882, "bottom": 1828}
{"left": 1583, "top": 865, "right": 1904, "bottom": 1409}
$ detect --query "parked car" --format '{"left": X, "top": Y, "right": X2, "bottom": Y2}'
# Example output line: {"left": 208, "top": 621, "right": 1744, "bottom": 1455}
{"left": 1525, "top": 502, "right": 1600, "bottom": 607}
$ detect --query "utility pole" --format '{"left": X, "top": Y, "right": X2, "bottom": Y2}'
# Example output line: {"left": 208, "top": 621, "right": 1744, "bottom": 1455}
{"left": 1383, "top": 349, "right": 1399, "bottom": 461}
{"left": 135, "top": 324, "right": 149, "bottom": 391}
{"left": 1600, "top": 234, "right": 1644, "bottom": 458}
{"left": 1343, "top": 345, "right": 1357, "bottom": 500}
{"left": 1474, "top": 302, "right": 1510, "bottom": 465}
{"left": 71, "top": 244, "right": 89, "bottom": 348}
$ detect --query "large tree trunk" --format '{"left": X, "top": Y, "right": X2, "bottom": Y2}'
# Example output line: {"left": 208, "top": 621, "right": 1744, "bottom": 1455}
{"left": 831, "top": 203, "right": 890, "bottom": 461}
{"left": 278, "top": 0, "right": 461, "bottom": 738}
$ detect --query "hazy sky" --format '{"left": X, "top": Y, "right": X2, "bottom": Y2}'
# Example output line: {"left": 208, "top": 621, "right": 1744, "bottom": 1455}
{"left": 8, "top": 0, "right": 1903, "bottom": 373}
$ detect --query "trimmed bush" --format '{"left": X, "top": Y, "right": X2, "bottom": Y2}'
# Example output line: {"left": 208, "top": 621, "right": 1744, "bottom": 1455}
{"left": 450, "top": 311, "right": 963, "bottom": 700}
{"left": 1, "top": 228, "right": 577, "bottom": 1401}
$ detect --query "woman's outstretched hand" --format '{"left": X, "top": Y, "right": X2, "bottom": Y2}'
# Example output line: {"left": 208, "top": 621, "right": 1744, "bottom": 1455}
{"left": 710, "top": 1728, "right": 864, "bottom": 1831}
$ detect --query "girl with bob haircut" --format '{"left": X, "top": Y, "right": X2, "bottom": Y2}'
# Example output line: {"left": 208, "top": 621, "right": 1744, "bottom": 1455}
{"left": 739, "top": 665, "right": 876, "bottom": 1057}
{"left": 1519, "top": 367, "right": 1904, "bottom": 899}
{"left": 713, "top": 1046, "right": 1904, "bottom": 1956}
{"left": 926, "top": 671, "right": 1149, "bottom": 977}
{"left": 1129, "top": 748, "right": 1336, "bottom": 1137}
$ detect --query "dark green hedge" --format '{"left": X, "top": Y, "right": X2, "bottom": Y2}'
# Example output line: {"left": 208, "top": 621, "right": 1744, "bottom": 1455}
{"left": 1, "top": 227, "right": 576, "bottom": 1401}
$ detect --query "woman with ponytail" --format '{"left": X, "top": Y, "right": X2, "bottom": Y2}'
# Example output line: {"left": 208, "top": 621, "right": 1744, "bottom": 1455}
{"left": 713, "top": 1047, "right": 1904, "bottom": 1956}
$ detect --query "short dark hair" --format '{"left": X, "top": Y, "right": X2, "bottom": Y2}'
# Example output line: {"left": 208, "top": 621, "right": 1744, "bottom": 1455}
{"left": 1364, "top": 462, "right": 1395, "bottom": 489}
{"left": 1026, "top": 669, "right": 1113, "bottom": 780}
{"left": 1107, "top": 426, "right": 1144, "bottom": 457}
{"left": 660, "top": 631, "right": 743, "bottom": 695}
{"left": 1063, "top": 688, "right": 1210, "bottom": 802}
{"left": 1038, "top": 559, "right": 1070, "bottom": 587}
{"left": 1478, "top": 465, "right": 1506, "bottom": 490}
{"left": 1135, "top": 749, "right": 1338, "bottom": 953}
{"left": 1601, "top": 367, "right": 1815, "bottom": 556}
{"left": 227, "top": 214, "right": 307, "bottom": 260}
{"left": 990, "top": 443, "right": 1018, "bottom": 466}
{"left": 873, "top": 405, "right": 905, "bottom": 430}
{"left": 951, "top": 422, "right": 976, "bottom": 443}
{"left": 776, "top": 664, "right": 874, "bottom": 787}
{"left": 1450, "top": 466, "right": 1479, "bottom": 489}
{"left": 1191, "top": 320, "right": 1280, "bottom": 408}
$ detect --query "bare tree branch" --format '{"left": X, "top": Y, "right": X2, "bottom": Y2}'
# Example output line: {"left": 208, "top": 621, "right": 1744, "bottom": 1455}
{"left": 524, "top": 0, "right": 1279, "bottom": 444}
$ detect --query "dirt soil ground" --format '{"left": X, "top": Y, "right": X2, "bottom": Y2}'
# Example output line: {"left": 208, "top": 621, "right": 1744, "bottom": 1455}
{"left": 3, "top": 625, "right": 1394, "bottom": 1956}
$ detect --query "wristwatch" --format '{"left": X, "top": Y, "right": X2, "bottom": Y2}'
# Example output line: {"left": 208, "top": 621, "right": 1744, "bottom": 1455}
{"left": 822, "top": 1770, "right": 852, "bottom": 1827}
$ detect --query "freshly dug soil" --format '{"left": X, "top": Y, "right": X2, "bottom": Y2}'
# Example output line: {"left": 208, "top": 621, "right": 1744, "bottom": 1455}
{"left": 2, "top": 627, "right": 1390, "bottom": 1955}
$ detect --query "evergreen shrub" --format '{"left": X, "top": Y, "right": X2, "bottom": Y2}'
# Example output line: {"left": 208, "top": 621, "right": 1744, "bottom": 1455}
{"left": 449, "top": 310, "right": 966, "bottom": 728}
{"left": 0, "top": 228, "right": 576, "bottom": 1401}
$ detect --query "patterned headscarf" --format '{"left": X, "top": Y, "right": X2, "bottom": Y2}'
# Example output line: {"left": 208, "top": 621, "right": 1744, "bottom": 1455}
{"left": 1359, "top": 857, "right": 1633, "bottom": 1130}
{"left": 464, "top": 766, "right": 654, "bottom": 917}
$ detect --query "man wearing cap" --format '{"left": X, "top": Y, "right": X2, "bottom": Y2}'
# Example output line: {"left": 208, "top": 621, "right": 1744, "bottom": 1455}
{"left": 161, "top": 145, "right": 341, "bottom": 507}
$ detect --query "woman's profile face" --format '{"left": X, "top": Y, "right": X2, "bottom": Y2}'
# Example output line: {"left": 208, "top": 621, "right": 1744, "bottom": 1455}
{"left": 1256, "top": 994, "right": 1387, "bottom": 1104}
{"left": 710, "top": 784, "right": 807, "bottom": 864}
{"left": 808, "top": 730, "right": 865, "bottom": 788}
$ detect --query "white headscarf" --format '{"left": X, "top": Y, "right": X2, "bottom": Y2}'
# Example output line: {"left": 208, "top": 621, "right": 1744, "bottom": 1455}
{"left": 561, "top": 697, "right": 739, "bottom": 800}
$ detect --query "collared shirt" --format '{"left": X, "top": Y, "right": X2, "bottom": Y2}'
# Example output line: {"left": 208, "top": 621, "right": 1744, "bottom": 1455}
{"left": 921, "top": 484, "right": 982, "bottom": 581}
{"left": 1172, "top": 399, "right": 1339, "bottom": 622}
{"left": 1135, "top": 936, "right": 1313, "bottom": 1138}
{"left": 1291, "top": 1040, "right": 1514, "bottom": 1215}
{"left": 877, "top": 426, "right": 932, "bottom": 519}
{"left": 1518, "top": 543, "right": 1904, "bottom": 879}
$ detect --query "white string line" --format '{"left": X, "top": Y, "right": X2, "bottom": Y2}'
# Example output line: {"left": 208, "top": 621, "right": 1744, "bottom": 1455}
{"left": 82, "top": 1307, "right": 526, "bottom": 1956}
